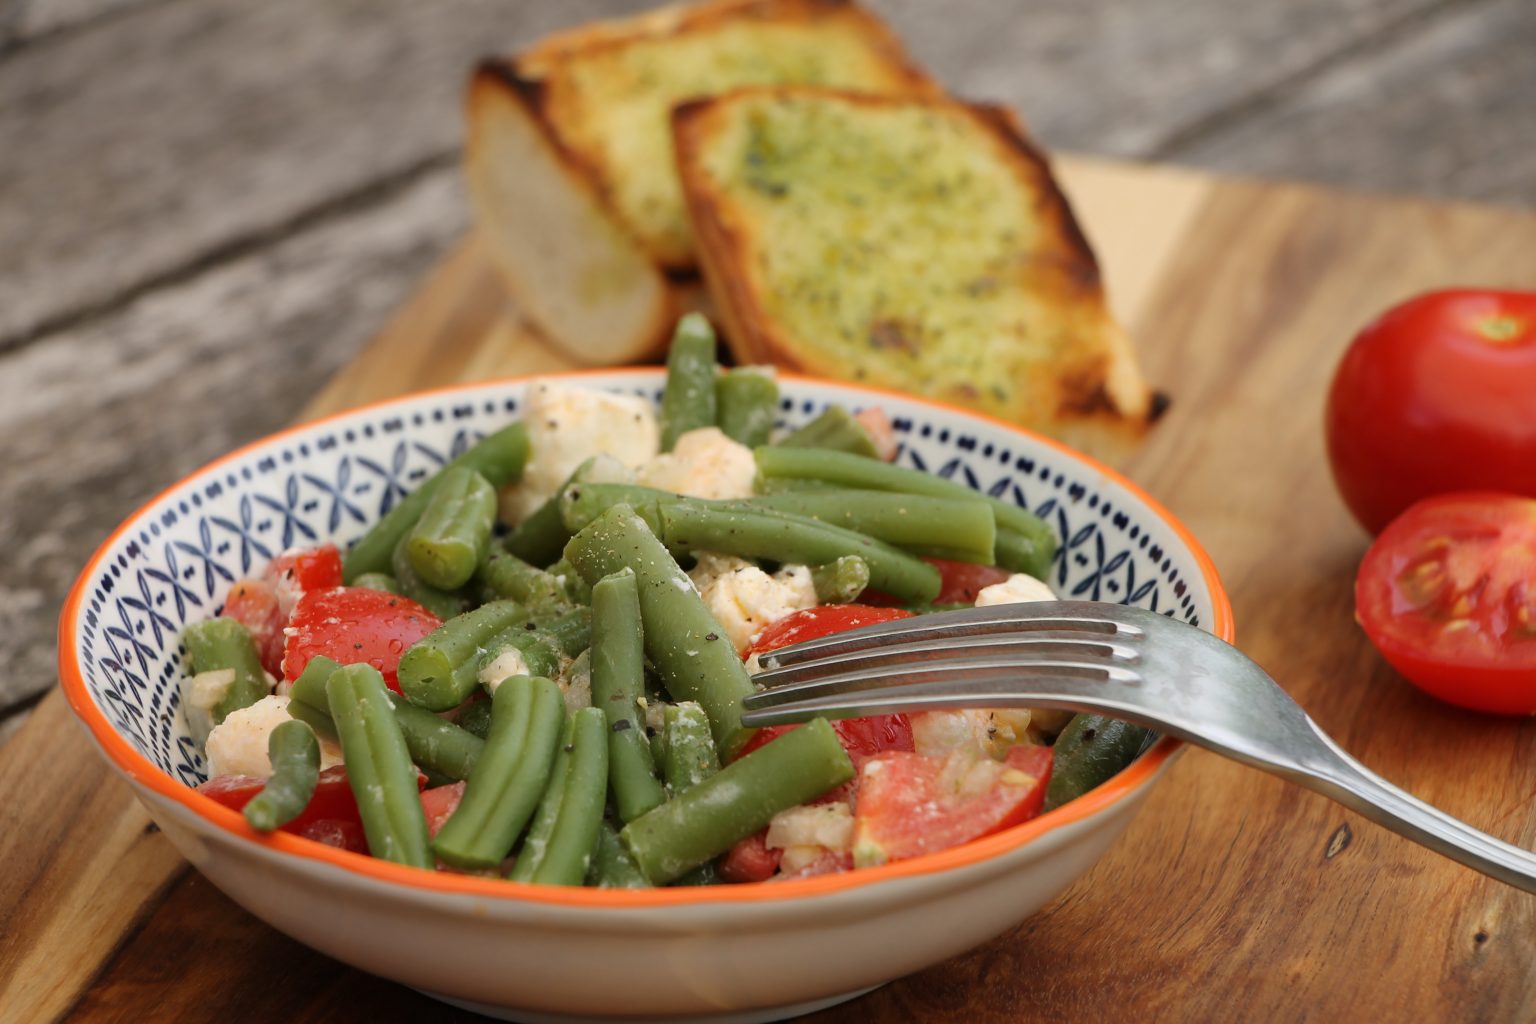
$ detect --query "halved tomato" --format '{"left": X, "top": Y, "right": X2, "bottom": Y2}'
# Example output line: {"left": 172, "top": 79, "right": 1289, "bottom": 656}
{"left": 280, "top": 586, "right": 442, "bottom": 688}
{"left": 851, "top": 744, "right": 1053, "bottom": 867}
{"left": 1356, "top": 492, "right": 1536, "bottom": 713}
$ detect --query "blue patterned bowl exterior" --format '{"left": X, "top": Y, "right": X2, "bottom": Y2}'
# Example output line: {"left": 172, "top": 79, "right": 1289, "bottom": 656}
{"left": 67, "top": 370, "right": 1225, "bottom": 792}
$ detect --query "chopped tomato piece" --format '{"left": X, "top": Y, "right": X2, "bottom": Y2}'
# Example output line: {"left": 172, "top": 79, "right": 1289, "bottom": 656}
{"left": 221, "top": 578, "right": 286, "bottom": 678}
{"left": 852, "top": 744, "right": 1053, "bottom": 867}
{"left": 292, "top": 818, "right": 369, "bottom": 854}
{"left": 719, "top": 830, "right": 782, "bottom": 883}
{"left": 745, "top": 605, "right": 913, "bottom": 658}
{"left": 420, "top": 782, "right": 466, "bottom": 838}
{"left": 853, "top": 408, "right": 900, "bottom": 461}
{"left": 265, "top": 544, "right": 344, "bottom": 617}
{"left": 925, "top": 558, "right": 1013, "bottom": 605}
{"left": 281, "top": 586, "right": 441, "bottom": 688}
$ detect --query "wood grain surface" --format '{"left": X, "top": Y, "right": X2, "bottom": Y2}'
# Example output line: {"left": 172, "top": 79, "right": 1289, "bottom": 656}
{"left": 8, "top": 157, "right": 1536, "bottom": 1023}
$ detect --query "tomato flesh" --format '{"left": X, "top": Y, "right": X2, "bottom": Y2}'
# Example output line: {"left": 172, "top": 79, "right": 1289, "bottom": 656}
{"left": 745, "top": 604, "right": 913, "bottom": 657}
{"left": 220, "top": 578, "right": 286, "bottom": 678}
{"left": 266, "top": 544, "right": 344, "bottom": 592}
{"left": 1327, "top": 289, "right": 1536, "bottom": 534}
{"left": 198, "top": 765, "right": 363, "bottom": 834}
{"left": 281, "top": 586, "right": 442, "bottom": 688}
{"left": 1356, "top": 492, "right": 1536, "bottom": 713}
{"left": 925, "top": 558, "right": 1013, "bottom": 605}
{"left": 420, "top": 782, "right": 467, "bottom": 838}
{"left": 852, "top": 744, "right": 1053, "bottom": 866}
{"left": 719, "top": 831, "right": 782, "bottom": 883}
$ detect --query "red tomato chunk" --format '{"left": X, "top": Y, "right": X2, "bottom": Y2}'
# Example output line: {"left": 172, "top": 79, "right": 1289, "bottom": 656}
{"left": 281, "top": 586, "right": 442, "bottom": 689}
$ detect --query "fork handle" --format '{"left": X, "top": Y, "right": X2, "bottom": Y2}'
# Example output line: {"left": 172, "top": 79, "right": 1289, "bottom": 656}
{"left": 1295, "top": 726, "right": 1536, "bottom": 895}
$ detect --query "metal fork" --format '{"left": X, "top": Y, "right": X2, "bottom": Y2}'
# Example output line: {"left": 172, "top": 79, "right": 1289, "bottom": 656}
{"left": 741, "top": 601, "right": 1536, "bottom": 894}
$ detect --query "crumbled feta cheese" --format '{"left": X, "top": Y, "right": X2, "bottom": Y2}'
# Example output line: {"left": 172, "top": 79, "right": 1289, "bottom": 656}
{"left": 638, "top": 427, "right": 756, "bottom": 500}
{"left": 687, "top": 553, "right": 817, "bottom": 650}
{"left": 205, "top": 695, "right": 341, "bottom": 778}
{"left": 501, "top": 383, "right": 658, "bottom": 523}
{"left": 974, "top": 573, "right": 1057, "bottom": 607}
{"left": 911, "top": 708, "right": 1038, "bottom": 760}
{"left": 765, "top": 803, "right": 855, "bottom": 853}
{"left": 185, "top": 668, "right": 236, "bottom": 747}
{"left": 478, "top": 648, "right": 531, "bottom": 695}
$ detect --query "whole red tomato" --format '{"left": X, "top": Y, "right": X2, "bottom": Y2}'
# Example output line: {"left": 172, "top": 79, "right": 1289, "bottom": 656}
{"left": 1326, "top": 289, "right": 1536, "bottom": 534}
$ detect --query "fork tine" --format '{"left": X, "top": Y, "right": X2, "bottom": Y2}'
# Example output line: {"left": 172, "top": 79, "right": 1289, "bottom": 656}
{"left": 753, "top": 634, "right": 1138, "bottom": 686}
{"left": 746, "top": 655, "right": 1140, "bottom": 711}
{"left": 761, "top": 602, "right": 1137, "bottom": 669}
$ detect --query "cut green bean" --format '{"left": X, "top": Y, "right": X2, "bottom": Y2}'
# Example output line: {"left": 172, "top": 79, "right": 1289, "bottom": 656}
{"left": 715, "top": 367, "right": 778, "bottom": 448}
{"left": 388, "top": 693, "right": 484, "bottom": 781}
{"left": 433, "top": 675, "right": 565, "bottom": 869}
{"left": 620, "top": 718, "right": 854, "bottom": 885}
{"left": 591, "top": 570, "right": 667, "bottom": 823}
{"left": 391, "top": 533, "right": 469, "bottom": 621}
{"left": 1044, "top": 715, "right": 1151, "bottom": 812}
{"left": 755, "top": 445, "right": 1057, "bottom": 577}
{"left": 589, "top": 822, "right": 651, "bottom": 889}
{"left": 343, "top": 422, "right": 530, "bottom": 581}
{"left": 287, "top": 655, "right": 341, "bottom": 738}
{"left": 658, "top": 501, "right": 941, "bottom": 604}
{"left": 243, "top": 720, "right": 321, "bottom": 832}
{"left": 661, "top": 702, "right": 720, "bottom": 795}
{"left": 183, "top": 618, "right": 270, "bottom": 724}
{"left": 455, "top": 695, "right": 492, "bottom": 740}
{"left": 325, "top": 664, "right": 433, "bottom": 869}
{"left": 559, "top": 482, "right": 677, "bottom": 536}
{"left": 504, "top": 456, "right": 629, "bottom": 567}
{"left": 745, "top": 490, "right": 995, "bottom": 565}
{"left": 509, "top": 708, "right": 609, "bottom": 885}
{"left": 397, "top": 600, "right": 526, "bottom": 711}
{"left": 776, "top": 404, "right": 879, "bottom": 458}
{"left": 351, "top": 572, "right": 401, "bottom": 595}
{"left": 563, "top": 504, "right": 756, "bottom": 757}
{"left": 476, "top": 548, "right": 573, "bottom": 616}
{"left": 810, "top": 556, "right": 871, "bottom": 604}
{"left": 659, "top": 313, "right": 718, "bottom": 452}
{"left": 544, "top": 558, "right": 593, "bottom": 606}
{"left": 405, "top": 467, "right": 498, "bottom": 590}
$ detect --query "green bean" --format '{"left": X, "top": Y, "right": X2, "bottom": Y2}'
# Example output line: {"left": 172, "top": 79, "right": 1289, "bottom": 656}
{"left": 405, "top": 467, "right": 498, "bottom": 590}
{"left": 397, "top": 600, "right": 526, "bottom": 711}
{"left": 776, "top": 404, "right": 878, "bottom": 458}
{"left": 810, "top": 556, "right": 870, "bottom": 604}
{"left": 504, "top": 456, "right": 627, "bottom": 567}
{"left": 657, "top": 502, "right": 941, "bottom": 604}
{"left": 479, "top": 623, "right": 563, "bottom": 682}
{"left": 243, "top": 720, "right": 321, "bottom": 831}
{"left": 1043, "top": 715, "right": 1151, "bottom": 811}
{"left": 661, "top": 702, "right": 719, "bottom": 794}
{"left": 563, "top": 504, "right": 756, "bottom": 758}
{"left": 390, "top": 533, "right": 469, "bottom": 621}
{"left": 543, "top": 558, "right": 593, "bottom": 606}
{"left": 745, "top": 490, "right": 996, "bottom": 565}
{"left": 286, "top": 655, "right": 341, "bottom": 738}
{"left": 659, "top": 313, "right": 718, "bottom": 452}
{"left": 325, "top": 664, "right": 433, "bottom": 869}
{"left": 455, "top": 695, "right": 492, "bottom": 740}
{"left": 559, "top": 482, "right": 676, "bottom": 536}
{"left": 509, "top": 708, "right": 609, "bottom": 885}
{"left": 433, "top": 675, "right": 564, "bottom": 869}
{"left": 343, "top": 421, "right": 530, "bottom": 582}
{"left": 182, "top": 618, "right": 270, "bottom": 724}
{"left": 351, "top": 572, "right": 401, "bottom": 595}
{"left": 476, "top": 548, "right": 572, "bottom": 616}
{"left": 388, "top": 693, "right": 484, "bottom": 781}
{"left": 714, "top": 367, "right": 778, "bottom": 448}
{"left": 620, "top": 718, "right": 854, "bottom": 885}
{"left": 588, "top": 822, "right": 651, "bottom": 889}
{"left": 754, "top": 445, "right": 1058, "bottom": 577}
{"left": 591, "top": 570, "right": 666, "bottom": 823}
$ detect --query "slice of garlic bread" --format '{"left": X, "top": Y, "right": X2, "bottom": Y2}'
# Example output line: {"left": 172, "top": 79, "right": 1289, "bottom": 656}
{"left": 464, "top": 63, "right": 678, "bottom": 364}
{"left": 520, "top": 0, "right": 937, "bottom": 270}
{"left": 674, "top": 88, "right": 1161, "bottom": 457}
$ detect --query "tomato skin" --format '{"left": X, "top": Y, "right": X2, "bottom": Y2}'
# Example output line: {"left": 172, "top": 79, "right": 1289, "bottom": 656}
{"left": 281, "top": 586, "right": 442, "bottom": 688}
{"left": 197, "top": 765, "right": 363, "bottom": 834}
{"left": 925, "top": 559, "right": 1013, "bottom": 605}
{"left": 1326, "top": 290, "right": 1536, "bottom": 534}
{"left": 266, "top": 544, "right": 344, "bottom": 592}
{"left": 420, "top": 782, "right": 466, "bottom": 838}
{"left": 745, "top": 605, "right": 913, "bottom": 658}
{"left": 1355, "top": 492, "right": 1536, "bottom": 714}
{"left": 719, "top": 831, "right": 782, "bottom": 883}
{"left": 221, "top": 579, "right": 286, "bottom": 677}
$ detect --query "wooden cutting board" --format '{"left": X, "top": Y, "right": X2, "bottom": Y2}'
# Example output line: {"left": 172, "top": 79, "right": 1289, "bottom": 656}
{"left": 5, "top": 155, "right": 1536, "bottom": 1023}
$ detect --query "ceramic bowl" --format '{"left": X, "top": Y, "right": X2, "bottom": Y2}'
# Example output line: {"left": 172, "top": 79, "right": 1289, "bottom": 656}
{"left": 60, "top": 369, "right": 1231, "bottom": 1023}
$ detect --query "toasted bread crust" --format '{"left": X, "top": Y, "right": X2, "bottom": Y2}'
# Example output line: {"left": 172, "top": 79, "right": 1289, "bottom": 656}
{"left": 465, "top": 62, "right": 678, "bottom": 364}
{"left": 513, "top": 0, "right": 938, "bottom": 270}
{"left": 674, "top": 87, "right": 1159, "bottom": 456}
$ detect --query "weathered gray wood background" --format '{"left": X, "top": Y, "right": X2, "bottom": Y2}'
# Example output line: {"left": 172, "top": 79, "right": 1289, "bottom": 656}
{"left": 2, "top": 0, "right": 1533, "bottom": 744}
